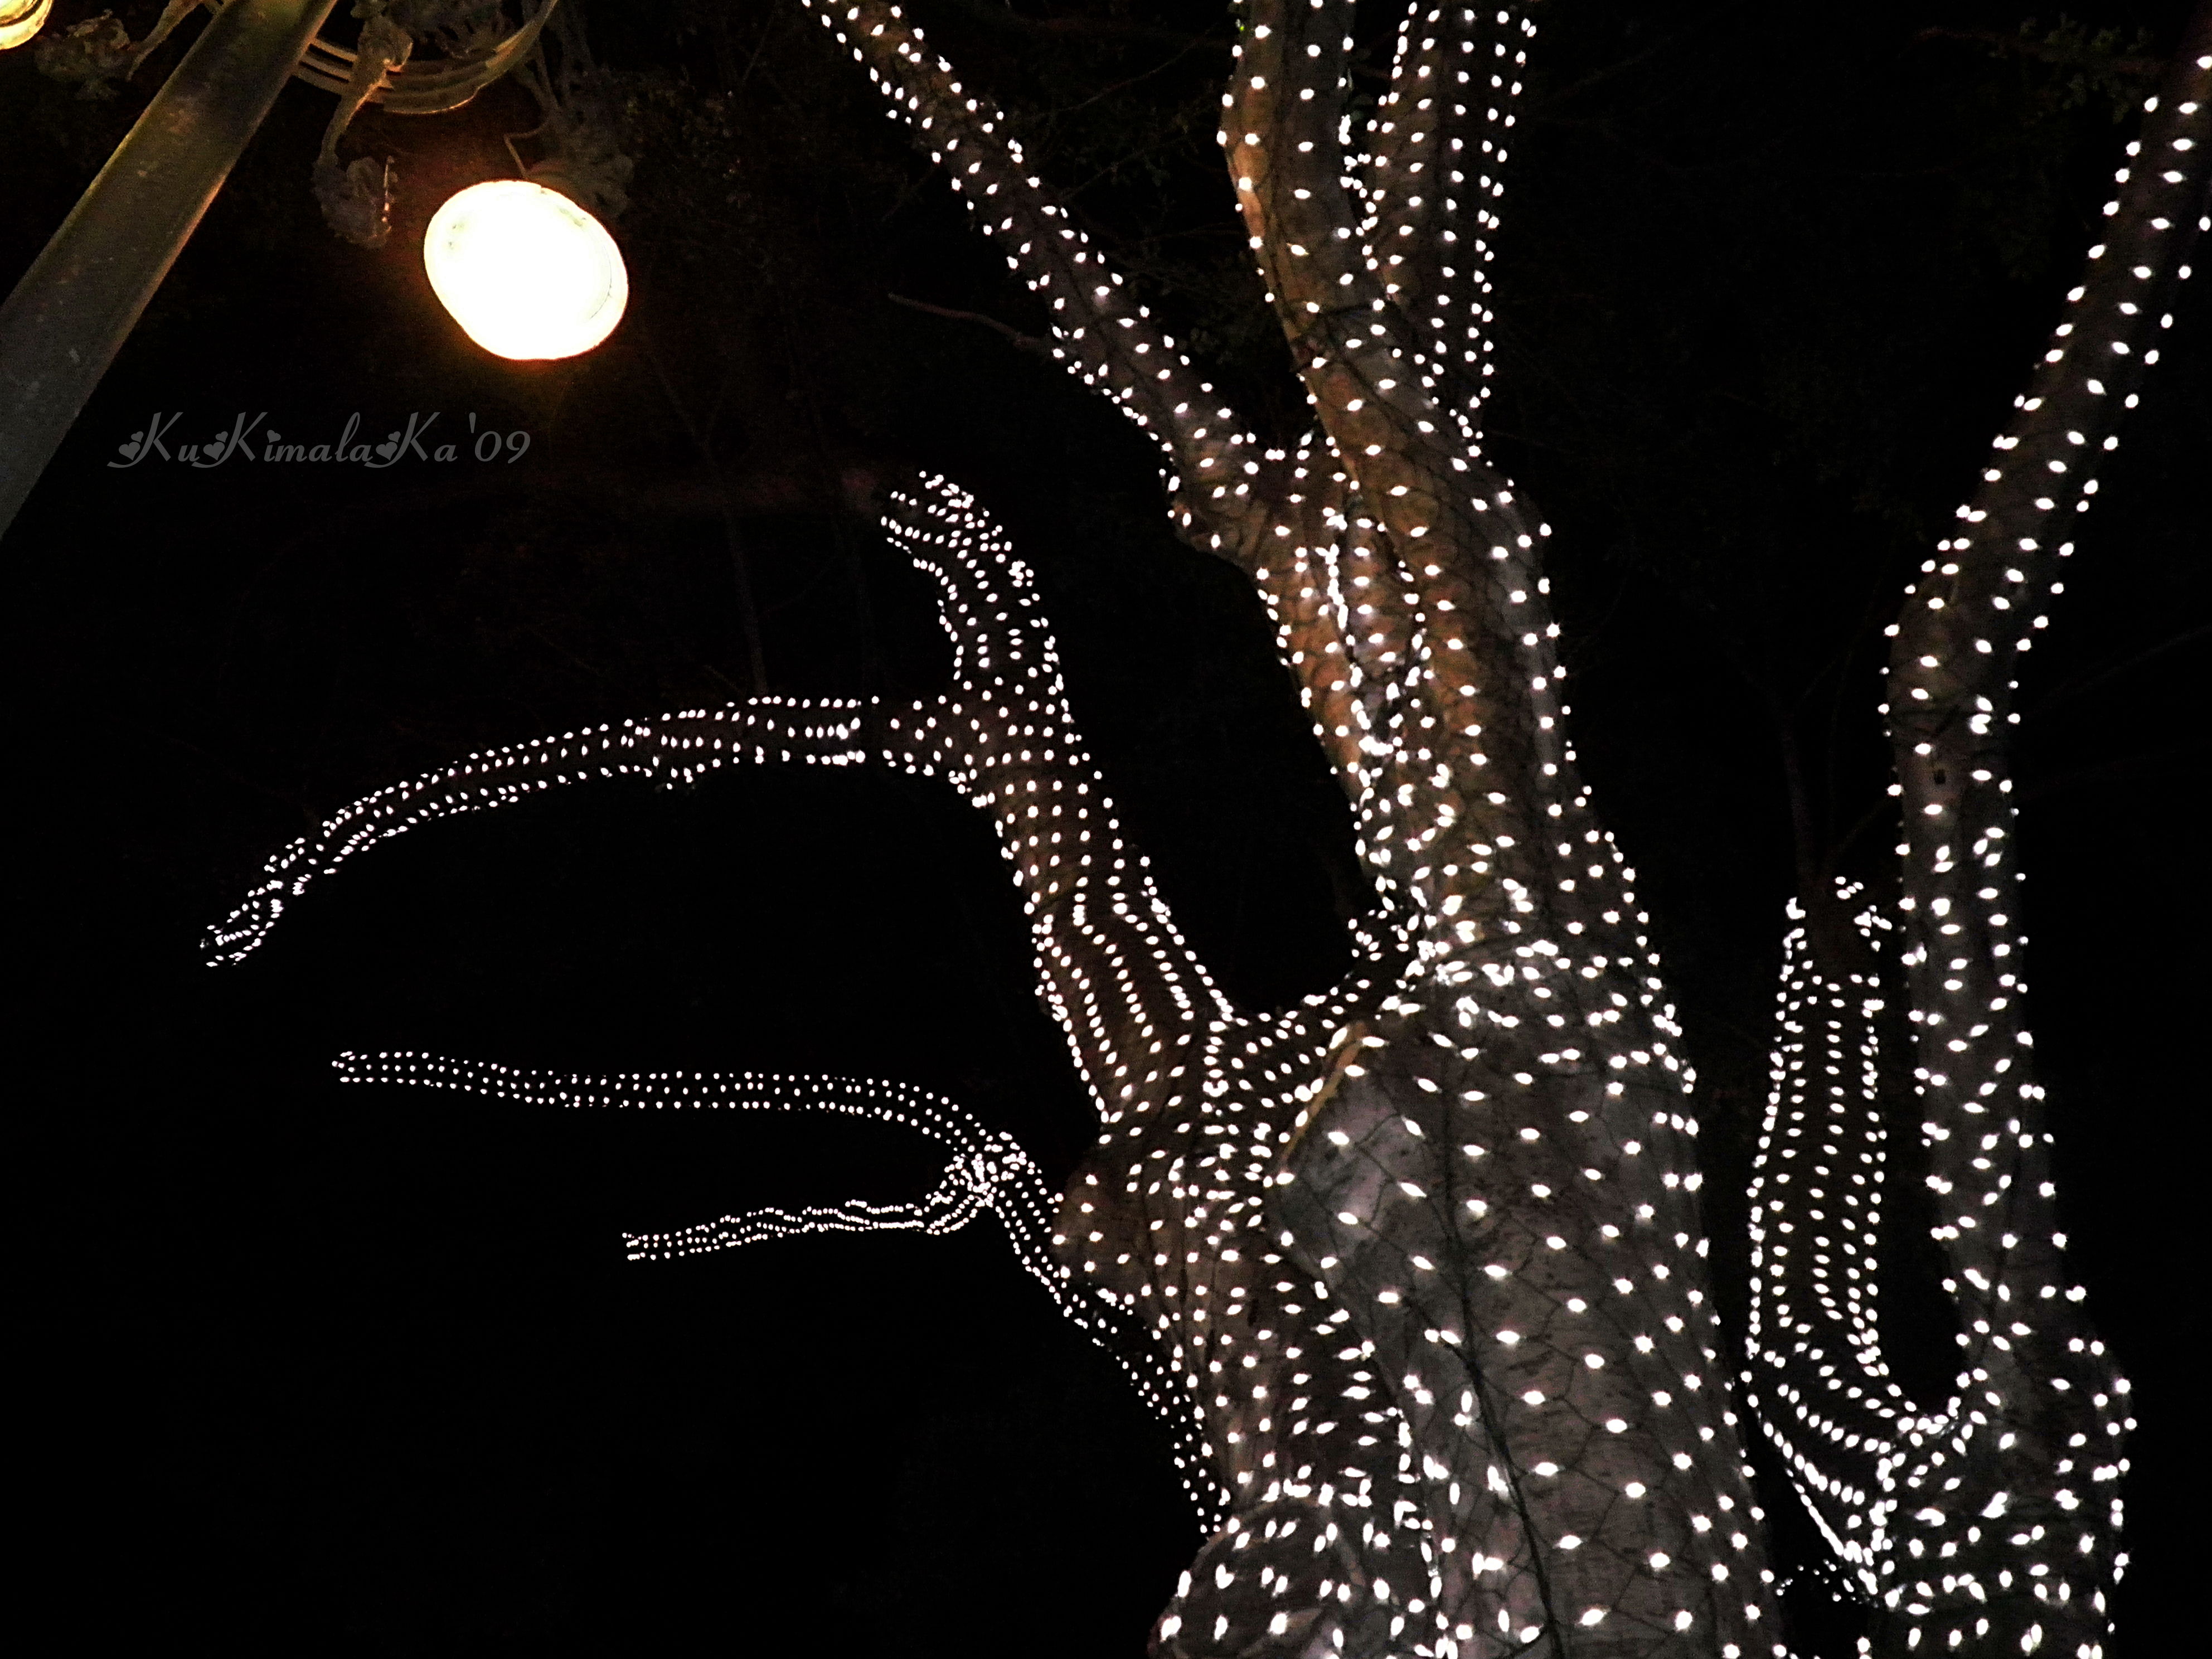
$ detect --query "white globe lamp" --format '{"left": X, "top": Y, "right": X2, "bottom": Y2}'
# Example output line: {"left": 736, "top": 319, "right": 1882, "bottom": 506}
{"left": 421, "top": 180, "right": 628, "bottom": 361}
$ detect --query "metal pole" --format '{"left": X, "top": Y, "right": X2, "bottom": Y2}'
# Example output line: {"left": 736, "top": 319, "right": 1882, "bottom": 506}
{"left": 0, "top": 0, "right": 342, "bottom": 534}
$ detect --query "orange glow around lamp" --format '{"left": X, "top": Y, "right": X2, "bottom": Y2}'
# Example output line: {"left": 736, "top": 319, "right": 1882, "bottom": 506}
{"left": 421, "top": 179, "right": 628, "bottom": 362}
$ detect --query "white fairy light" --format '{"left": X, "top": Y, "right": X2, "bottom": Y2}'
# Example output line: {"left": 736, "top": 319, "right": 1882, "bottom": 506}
{"left": 214, "top": 450, "right": 1772, "bottom": 1651}
{"left": 206, "top": 7, "right": 2209, "bottom": 1657}
{"left": 1745, "top": 50, "right": 2205, "bottom": 1655}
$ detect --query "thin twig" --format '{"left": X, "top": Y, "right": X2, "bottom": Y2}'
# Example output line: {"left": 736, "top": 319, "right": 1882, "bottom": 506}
{"left": 2024, "top": 622, "right": 2210, "bottom": 718}
{"left": 1527, "top": 0, "right": 1758, "bottom": 117}
{"left": 2018, "top": 743, "right": 2209, "bottom": 804}
{"left": 1034, "top": 40, "right": 1206, "bottom": 123}
{"left": 635, "top": 326, "right": 770, "bottom": 693}
{"left": 886, "top": 293, "right": 1053, "bottom": 356}
{"left": 935, "top": 0, "right": 1226, "bottom": 56}
{"left": 1914, "top": 25, "right": 2162, "bottom": 82}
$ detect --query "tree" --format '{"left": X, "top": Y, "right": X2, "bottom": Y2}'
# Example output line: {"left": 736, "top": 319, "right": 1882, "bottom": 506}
{"left": 192, "top": 3, "right": 2209, "bottom": 1657}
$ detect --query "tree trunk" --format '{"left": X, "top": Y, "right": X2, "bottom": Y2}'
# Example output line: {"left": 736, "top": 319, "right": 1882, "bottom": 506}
{"left": 781, "top": 3, "right": 1791, "bottom": 1651}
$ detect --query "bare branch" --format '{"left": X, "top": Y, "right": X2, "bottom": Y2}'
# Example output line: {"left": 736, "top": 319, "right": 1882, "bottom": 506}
{"left": 1216, "top": 6, "right": 1587, "bottom": 938}
{"left": 887, "top": 289, "right": 1052, "bottom": 356}
{"left": 1915, "top": 24, "right": 2165, "bottom": 84}
{"left": 934, "top": 0, "right": 1228, "bottom": 58}
{"left": 2022, "top": 618, "right": 2210, "bottom": 717}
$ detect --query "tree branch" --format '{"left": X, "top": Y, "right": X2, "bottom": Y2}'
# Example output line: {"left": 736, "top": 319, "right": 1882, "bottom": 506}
{"left": 1225, "top": 0, "right": 1382, "bottom": 367}
{"left": 796, "top": 0, "right": 1268, "bottom": 557}
{"left": 206, "top": 470, "right": 1241, "bottom": 1118}
{"left": 1886, "top": 8, "right": 2210, "bottom": 1165}
{"left": 340, "top": 1050, "right": 1206, "bottom": 1464}
{"left": 887, "top": 290, "right": 1052, "bottom": 356}
{"left": 1749, "top": 9, "right": 2212, "bottom": 1639}
{"left": 877, "top": 473, "right": 1237, "bottom": 1076}
{"left": 934, "top": 0, "right": 1228, "bottom": 57}
{"left": 2021, "top": 618, "right": 2210, "bottom": 717}
{"left": 203, "top": 693, "right": 903, "bottom": 965}
{"left": 1915, "top": 24, "right": 2165, "bottom": 84}
{"left": 1365, "top": 4, "right": 1536, "bottom": 428}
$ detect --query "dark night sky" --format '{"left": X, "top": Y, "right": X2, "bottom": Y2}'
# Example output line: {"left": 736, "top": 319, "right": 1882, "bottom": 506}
{"left": 7, "top": 2, "right": 2205, "bottom": 1653}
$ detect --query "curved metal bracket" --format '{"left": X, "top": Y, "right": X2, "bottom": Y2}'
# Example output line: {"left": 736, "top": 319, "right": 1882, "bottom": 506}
{"left": 293, "top": 0, "right": 559, "bottom": 115}
{"left": 116, "top": 0, "right": 557, "bottom": 113}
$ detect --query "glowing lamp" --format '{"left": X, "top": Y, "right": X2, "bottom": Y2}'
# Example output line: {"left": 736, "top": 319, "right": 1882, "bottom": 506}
{"left": 421, "top": 180, "right": 627, "bottom": 361}
{"left": 1, "top": 0, "right": 51, "bottom": 52}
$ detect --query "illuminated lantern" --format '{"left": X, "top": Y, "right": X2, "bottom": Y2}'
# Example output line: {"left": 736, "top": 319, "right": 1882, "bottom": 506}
{"left": 421, "top": 180, "right": 627, "bottom": 362}
{"left": 0, "top": 0, "right": 51, "bottom": 52}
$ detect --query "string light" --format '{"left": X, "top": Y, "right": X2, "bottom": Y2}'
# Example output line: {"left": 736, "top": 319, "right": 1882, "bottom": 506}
{"left": 1745, "top": 51, "right": 2207, "bottom": 1658}
{"left": 214, "top": 455, "right": 1779, "bottom": 1653}
{"left": 207, "top": 7, "right": 2208, "bottom": 1655}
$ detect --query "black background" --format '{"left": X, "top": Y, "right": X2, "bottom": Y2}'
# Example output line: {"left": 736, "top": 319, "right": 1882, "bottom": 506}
{"left": 7, "top": 2, "right": 2205, "bottom": 1653}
